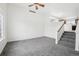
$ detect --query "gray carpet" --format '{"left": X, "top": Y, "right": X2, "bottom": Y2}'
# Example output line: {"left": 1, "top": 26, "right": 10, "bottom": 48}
{"left": 1, "top": 31, "right": 79, "bottom": 56}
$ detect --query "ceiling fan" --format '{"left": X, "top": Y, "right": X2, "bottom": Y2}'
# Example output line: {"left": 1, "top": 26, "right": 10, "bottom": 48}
{"left": 28, "top": 3, "right": 45, "bottom": 10}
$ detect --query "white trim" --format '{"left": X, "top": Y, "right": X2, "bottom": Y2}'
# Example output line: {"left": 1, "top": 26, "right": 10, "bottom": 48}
{"left": 0, "top": 14, "right": 4, "bottom": 39}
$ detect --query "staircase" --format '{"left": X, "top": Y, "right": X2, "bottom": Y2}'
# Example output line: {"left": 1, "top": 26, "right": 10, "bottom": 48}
{"left": 58, "top": 31, "right": 79, "bottom": 56}
{"left": 59, "top": 31, "right": 75, "bottom": 50}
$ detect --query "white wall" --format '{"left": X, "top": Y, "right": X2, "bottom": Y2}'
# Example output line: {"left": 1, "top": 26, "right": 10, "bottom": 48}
{"left": 0, "top": 3, "right": 7, "bottom": 54}
{"left": 7, "top": 3, "right": 79, "bottom": 42}
{"left": 7, "top": 4, "right": 45, "bottom": 42}
{"left": 44, "top": 3, "right": 79, "bottom": 37}
{"left": 42, "top": 3, "right": 79, "bottom": 17}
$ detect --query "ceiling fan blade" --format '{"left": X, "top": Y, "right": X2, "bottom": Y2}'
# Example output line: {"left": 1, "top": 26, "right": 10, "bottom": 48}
{"left": 29, "top": 10, "right": 36, "bottom": 13}
{"left": 28, "top": 4, "right": 34, "bottom": 7}
{"left": 37, "top": 3, "right": 45, "bottom": 7}
{"left": 34, "top": 3, "right": 45, "bottom": 7}
{"left": 34, "top": 3, "right": 39, "bottom": 4}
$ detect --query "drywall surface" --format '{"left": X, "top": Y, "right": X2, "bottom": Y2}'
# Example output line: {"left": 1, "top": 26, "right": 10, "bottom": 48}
{"left": 44, "top": 3, "right": 79, "bottom": 36}
{"left": 7, "top": 4, "right": 44, "bottom": 42}
{"left": 0, "top": 3, "right": 7, "bottom": 54}
{"left": 42, "top": 3, "right": 79, "bottom": 17}
{"left": 7, "top": 3, "right": 79, "bottom": 52}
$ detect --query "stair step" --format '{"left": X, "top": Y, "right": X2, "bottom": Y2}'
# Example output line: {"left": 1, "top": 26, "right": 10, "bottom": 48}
{"left": 59, "top": 40, "right": 75, "bottom": 49}
{"left": 64, "top": 31, "right": 75, "bottom": 34}
{"left": 62, "top": 35, "right": 75, "bottom": 39}
{"left": 60, "top": 37, "right": 75, "bottom": 43}
{"left": 63, "top": 33, "right": 75, "bottom": 36}
{"left": 59, "top": 31, "right": 75, "bottom": 50}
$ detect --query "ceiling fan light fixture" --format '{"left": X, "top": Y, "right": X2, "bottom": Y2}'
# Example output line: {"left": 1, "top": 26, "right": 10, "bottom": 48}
{"left": 35, "top": 5, "right": 38, "bottom": 10}
{"left": 28, "top": 3, "right": 45, "bottom": 10}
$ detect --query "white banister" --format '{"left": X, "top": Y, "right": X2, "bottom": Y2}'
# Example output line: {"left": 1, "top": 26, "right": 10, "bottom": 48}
{"left": 75, "top": 20, "right": 79, "bottom": 51}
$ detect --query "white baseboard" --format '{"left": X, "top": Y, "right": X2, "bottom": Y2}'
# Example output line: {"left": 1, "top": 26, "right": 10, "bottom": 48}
{"left": 8, "top": 36, "right": 44, "bottom": 42}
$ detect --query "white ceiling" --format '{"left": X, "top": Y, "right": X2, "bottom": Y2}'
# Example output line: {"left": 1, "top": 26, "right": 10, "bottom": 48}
{"left": 8, "top": 3, "right": 79, "bottom": 17}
